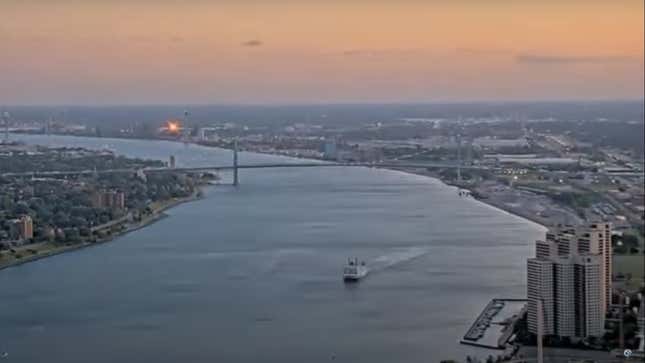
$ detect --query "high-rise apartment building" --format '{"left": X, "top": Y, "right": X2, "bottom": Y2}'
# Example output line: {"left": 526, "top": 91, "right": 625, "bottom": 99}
{"left": 572, "top": 255, "right": 603, "bottom": 337}
{"left": 544, "top": 223, "right": 612, "bottom": 313}
{"left": 527, "top": 224, "right": 608, "bottom": 339}
{"left": 527, "top": 253, "right": 604, "bottom": 338}
{"left": 527, "top": 258, "right": 555, "bottom": 335}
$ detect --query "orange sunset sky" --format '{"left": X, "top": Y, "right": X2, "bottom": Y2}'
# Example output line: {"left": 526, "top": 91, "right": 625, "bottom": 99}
{"left": 1, "top": 0, "right": 643, "bottom": 105}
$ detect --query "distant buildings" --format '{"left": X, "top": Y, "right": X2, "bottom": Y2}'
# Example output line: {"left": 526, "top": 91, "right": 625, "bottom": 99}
{"left": 18, "top": 215, "right": 33, "bottom": 240}
{"left": 198, "top": 127, "right": 220, "bottom": 141}
{"left": 4, "top": 215, "right": 34, "bottom": 243}
{"left": 527, "top": 223, "right": 612, "bottom": 339}
{"left": 91, "top": 190, "right": 126, "bottom": 210}
{"left": 473, "top": 136, "right": 529, "bottom": 149}
{"left": 322, "top": 139, "right": 337, "bottom": 160}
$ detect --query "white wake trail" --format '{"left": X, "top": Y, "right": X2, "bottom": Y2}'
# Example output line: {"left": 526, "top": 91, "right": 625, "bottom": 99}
{"left": 369, "top": 247, "right": 430, "bottom": 271}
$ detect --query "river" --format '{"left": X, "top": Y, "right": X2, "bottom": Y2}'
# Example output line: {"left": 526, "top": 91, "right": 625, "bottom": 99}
{"left": 1, "top": 134, "right": 545, "bottom": 362}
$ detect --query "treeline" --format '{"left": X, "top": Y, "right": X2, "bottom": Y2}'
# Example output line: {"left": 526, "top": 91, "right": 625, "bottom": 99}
{"left": 0, "top": 147, "right": 164, "bottom": 174}
{"left": 0, "top": 149, "right": 195, "bottom": 246}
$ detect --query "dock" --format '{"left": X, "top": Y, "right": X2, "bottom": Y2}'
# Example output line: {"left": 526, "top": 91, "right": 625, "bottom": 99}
{"left": 460, "top": 298, "right": 527, "bottom": 350}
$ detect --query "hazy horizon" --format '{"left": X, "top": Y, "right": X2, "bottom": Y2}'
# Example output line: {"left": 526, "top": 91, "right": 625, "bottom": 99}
{"left": 3, "top": 98, "right": 645, "bottom": 108}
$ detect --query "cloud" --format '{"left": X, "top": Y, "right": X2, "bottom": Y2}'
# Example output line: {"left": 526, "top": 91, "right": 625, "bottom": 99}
{"left": 128, "top": 35, "right": 157, "bottom": 43}
{"left": 241, "top": 40, "right": 263, "bottom": 47}
{"left": 516, "top": 54, "right": 637, "bottom": 64}
{"left": 455, "top": 47, "right": 515, "bottom": 55}
{"left": 341, "top": 48, "right": 424, "bottom": 57}
{"left": 342, "top": 49, "right": 368, "bottom": 56}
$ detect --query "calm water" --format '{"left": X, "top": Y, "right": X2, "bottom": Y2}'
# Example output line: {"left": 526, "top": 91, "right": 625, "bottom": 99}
{"left": 1, "top": 135, "right": 545, "bottom": 362}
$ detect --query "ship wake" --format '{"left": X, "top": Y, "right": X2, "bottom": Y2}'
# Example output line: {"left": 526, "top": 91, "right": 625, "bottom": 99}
{"left": 370, "top": 247, "right": 429, "bottom": 271}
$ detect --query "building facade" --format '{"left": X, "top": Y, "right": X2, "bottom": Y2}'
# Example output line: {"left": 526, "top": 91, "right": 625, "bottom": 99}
{"left": 91, "top": 190, "right": 126, "bottom": 210}
{"left": 545, "top": 223, "right": 612, "bottom": 313}
{"left": 527, "top": 225, "right": 607, "bottom": 339}
{"left": 572, "top": 255, "right": 603, "bottom": 337}
{"left": 527, "top": 258, "right": 555, "bottom": 335}
{"left": 19, "top": 215, "right": 33, "bottom": 240}
{"left": 5, "top": 215, "right": 34, "bottom": 243}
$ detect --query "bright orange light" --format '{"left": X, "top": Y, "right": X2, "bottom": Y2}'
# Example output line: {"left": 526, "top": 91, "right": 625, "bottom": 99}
{"left": 167, "top": 121, "right": 180, "bottom": 133}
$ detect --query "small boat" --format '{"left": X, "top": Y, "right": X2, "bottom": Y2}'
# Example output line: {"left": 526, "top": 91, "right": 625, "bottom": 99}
{"left": 343, "top": 258, "right": 368, "bottom": 282}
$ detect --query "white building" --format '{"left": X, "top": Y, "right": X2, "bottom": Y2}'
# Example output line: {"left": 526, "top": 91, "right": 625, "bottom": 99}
{"left": 545, "top": 223, "right": 612, "bottom": 314}
{"left": 572, "top": 255, "right": 603, "bottom": 337}
{"left": 527, "top": 225, "right": 608, "bottom": 339}
{"left": 527, "top": 258, "right": 555, "bottom": 335}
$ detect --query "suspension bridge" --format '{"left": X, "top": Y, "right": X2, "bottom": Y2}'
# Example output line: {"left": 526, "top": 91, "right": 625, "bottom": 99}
{"left": 1, "top": 141, "right": 489, "bottom": 186}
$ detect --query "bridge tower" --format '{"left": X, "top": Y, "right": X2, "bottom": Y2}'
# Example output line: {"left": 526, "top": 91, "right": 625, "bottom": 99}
{"left": 2, "top": 111, "right": 10, "bottom": 143}
{"left": 456, "top": 133, "right": 462, "bottom": 183}
{"left": 233, "top": 139, "right": 239, "bottom": 186}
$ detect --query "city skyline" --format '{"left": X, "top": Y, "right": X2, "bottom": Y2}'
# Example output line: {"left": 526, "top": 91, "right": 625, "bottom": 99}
{"left": 2, "top": 0, "right": 644, "bottom": 105}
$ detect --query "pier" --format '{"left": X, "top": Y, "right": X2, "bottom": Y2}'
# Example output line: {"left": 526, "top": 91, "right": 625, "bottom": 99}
{"left": 461, "top": 298, "right": 527, "bottom": 350}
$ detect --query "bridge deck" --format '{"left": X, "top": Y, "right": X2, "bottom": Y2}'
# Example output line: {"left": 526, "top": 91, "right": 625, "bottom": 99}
{"left": 1, "top": 162, "right": 488, "bottom": 178}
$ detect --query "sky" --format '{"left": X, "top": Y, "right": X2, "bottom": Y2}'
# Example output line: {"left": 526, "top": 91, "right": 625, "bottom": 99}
{"left": 1, "top": 0, "right": 643, "bottom": 105}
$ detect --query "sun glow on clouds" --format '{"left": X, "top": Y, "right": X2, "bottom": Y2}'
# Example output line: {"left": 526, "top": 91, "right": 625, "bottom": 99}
{"left": 1, "top": 0, "right": 643, "bottom": 104}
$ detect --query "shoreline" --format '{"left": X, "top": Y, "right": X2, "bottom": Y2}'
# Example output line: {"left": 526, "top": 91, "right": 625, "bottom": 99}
{"left": 6, "top": 133, "right": 549, "bottom": 268}
{"left": 0, "top": 189, "right": 203, "bottom": 271}
{"left": 389, "top": 167, "right": 549, "bottom": 230}
{"left": 14, "top": 132, "right": 550, "bottom": 229}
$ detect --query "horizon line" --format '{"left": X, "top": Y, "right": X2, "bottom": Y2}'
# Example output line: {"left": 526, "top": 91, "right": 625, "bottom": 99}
{"left": 3, "top": 98, "right": 644, "bottom": 109}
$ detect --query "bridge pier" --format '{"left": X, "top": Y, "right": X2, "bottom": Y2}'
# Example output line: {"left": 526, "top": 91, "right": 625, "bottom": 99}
{"left": 233, "top": 140, "right": 239, "bottom": 186}
{"left": 456, "top": 134, "right": 462, "bottom": 183}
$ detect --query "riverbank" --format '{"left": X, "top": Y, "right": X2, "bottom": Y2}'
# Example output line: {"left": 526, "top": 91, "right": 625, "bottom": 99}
{"left": 11, "top": 132, "right": 549, "bottom": 240}
{"left": 378, "top": 167, "right": 548, "bottom": 230}
{"left": 2, "top": 133, "right": 549, "bottom": 362}
{"left": 0, "top": 189, "right": 204, "bottom": 271}
{"left": 5, "top": 132, "right": 606, "bottom": 231}
{"left": 195, "top": 140, "right": 553, "bottom": 229}
{"left": 196, "top": 140, "right": 553, "bottom": 229}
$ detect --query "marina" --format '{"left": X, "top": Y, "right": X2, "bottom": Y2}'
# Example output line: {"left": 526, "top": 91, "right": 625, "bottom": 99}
{"left": 461, "top": 298, "right": 527, "bottom": 350}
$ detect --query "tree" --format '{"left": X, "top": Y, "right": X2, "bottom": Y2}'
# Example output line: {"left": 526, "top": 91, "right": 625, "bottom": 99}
{"left": 622, "top": 234, "right": 639, "bottom": 248}
{"left": 13, "top": 201, "right": 30, "bottom": 215}
{"left": 79, "top": 227, "right": 91, "bottom": 237}
{"left": 1, "top": 196, "right": 14, "bottom": 210}
{"left": 98, "top": 214, "right": 110, "bottom": 224}
{"left": 53, "top": 211, "right": 70, "bottom": 227}
{"left": 70, "top": 216, "right": 88, "bottom": 228}
{"left": 55, "top": 231, "right": 66, "bottom": 243}
{"left": 65, "top": 228, "right": 81, "bottom": 244}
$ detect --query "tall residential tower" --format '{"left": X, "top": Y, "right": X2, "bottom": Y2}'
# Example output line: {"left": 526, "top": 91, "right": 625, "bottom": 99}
{"left": 527, "top": 224, "right": 610, "bottom": 339}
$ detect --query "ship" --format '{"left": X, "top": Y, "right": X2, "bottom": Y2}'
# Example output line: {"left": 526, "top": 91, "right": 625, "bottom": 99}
{"left": 343, "top": 258, "right": 368, "bottom": 282}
